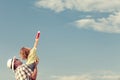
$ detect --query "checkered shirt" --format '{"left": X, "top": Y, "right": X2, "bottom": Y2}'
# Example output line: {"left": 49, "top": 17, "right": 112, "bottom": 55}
{"left": 15, "top": 64, "right": 33, "bottom": 80}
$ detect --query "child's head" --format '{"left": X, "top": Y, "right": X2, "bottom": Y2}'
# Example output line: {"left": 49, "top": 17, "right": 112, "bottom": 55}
{"left": 20, "top": 47, "right": 30, "bottom": 60}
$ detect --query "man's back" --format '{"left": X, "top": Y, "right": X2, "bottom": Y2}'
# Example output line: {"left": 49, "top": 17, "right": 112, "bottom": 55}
{"left": 15, "top": 64, "right": 32, "bottom": 80}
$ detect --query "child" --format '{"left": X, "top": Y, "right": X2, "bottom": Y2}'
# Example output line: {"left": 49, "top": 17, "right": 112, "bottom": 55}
{"left": 19, "top": 31, "right": 40, "bottom": 72}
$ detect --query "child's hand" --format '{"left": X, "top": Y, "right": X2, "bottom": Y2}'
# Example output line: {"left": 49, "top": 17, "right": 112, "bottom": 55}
{"left": 34, "top": 60, "right": 39, "bottom": 67}
{"left": 36, "top": 31, "right": 40, "bottom": 39}
{"left": 34, "top": 31, "right": 40, "bottom": 48}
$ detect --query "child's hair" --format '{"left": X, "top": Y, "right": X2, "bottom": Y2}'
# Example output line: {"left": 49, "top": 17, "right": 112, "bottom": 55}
{"left": 20, "top": 47, "right": 30, "bottom": 59}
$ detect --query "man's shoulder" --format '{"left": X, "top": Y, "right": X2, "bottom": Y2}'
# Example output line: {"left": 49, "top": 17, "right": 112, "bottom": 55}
{"left": 18, "top": 64, "right": 26, "bottom": 67}
{"left": 15, "top": 64, "right": 32, "bottom": 80}
{"left": 16, "top": 64, "right": 28, "bottom": 70}
{"left": 15, "top": 64, "right": 32, "bottom": 74}
{"left": 21, "top": 64, "right": 27, "bottom": 66}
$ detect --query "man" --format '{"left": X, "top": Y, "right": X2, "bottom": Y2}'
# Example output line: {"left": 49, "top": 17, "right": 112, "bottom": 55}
{"left": 7, "top": 56, "right": 38, "bottom": 80}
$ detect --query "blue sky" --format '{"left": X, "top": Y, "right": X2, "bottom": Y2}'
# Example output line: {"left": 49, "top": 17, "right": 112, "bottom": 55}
{"left": 1, "top": 0, "right": 120, "bottom": 80}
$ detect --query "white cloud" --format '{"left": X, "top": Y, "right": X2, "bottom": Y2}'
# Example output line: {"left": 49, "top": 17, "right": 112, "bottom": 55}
{"left": 35, "top": 0, "right": 64, "bottom": 12}
{"left": 35, "top": 0, "right": 120, "bottom": 33}
{"left": 52, "top": 75, "right": 91, "bottom": 80}
{"left": 74, "top": 12, "right": 120, "bottom": 33}
{"left": 35, "top": 0, "right": 120, "bottom": 12}
{"left": 51, "top": 71, "right": 120, "bottom": 80}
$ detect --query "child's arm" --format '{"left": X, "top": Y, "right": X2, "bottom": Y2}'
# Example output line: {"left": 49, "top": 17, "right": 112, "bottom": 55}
{"left": 33, "top": 31, "right": 40, "bottom": 48}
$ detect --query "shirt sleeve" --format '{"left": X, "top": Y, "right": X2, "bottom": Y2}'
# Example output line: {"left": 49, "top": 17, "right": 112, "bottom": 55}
{"left": 29, "top": 47, "right": 37, "bottom": 56}
{"left": 26, "top": 47, "right": 38, "bottom": 65}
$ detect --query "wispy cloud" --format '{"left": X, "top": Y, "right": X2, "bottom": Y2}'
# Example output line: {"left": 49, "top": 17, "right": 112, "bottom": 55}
{"left": 51, "top": 71, "right": 120, "bottom": 80}
{"left": 74, "top": 12, "right": 120, "bottom": 33}
{"left": 35, "top": 0, "right": 120, "bottom": 33}
{"left": 35, "top": 0, "right": 64, "bottom": 13}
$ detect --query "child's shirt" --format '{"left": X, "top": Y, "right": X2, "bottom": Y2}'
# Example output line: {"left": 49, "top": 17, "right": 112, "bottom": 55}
{"left": 26, "top": 47, "right": 39, "bottom": 65}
